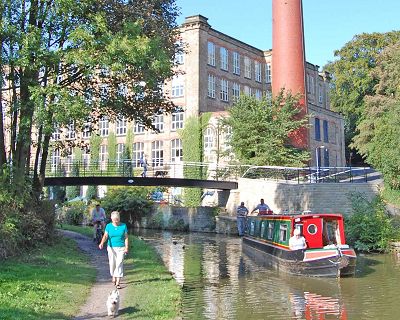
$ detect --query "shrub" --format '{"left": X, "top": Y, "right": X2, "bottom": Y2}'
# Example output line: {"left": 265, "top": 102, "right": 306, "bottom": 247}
{"left": 64, "top": 201, "right": 87, "bottom": 225}
{"left": 101, "top": 186, "right": 153, "bottom": 224}
{"left": 345, "top": 192, "right": 396, "bottom": 252}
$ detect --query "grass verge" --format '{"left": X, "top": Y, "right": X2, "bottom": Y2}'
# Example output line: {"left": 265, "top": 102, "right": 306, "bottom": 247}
{"left": 62, "top": 224, "right": 182, "bottom": 319}
{"left": 381, "top": 183, "right": 400, "bottom": 208}
{"left": 0, "top": 236, "right": 95, "bottom": 320}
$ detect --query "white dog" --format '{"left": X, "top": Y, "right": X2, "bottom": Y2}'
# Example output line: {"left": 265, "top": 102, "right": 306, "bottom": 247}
{"left": 106, "top": 289, "right": 120, "bottom": 317}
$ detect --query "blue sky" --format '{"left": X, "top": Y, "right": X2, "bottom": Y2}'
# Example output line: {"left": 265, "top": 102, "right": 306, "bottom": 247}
{"left": 175, "top": 0, "right": 400, "bottom": 68}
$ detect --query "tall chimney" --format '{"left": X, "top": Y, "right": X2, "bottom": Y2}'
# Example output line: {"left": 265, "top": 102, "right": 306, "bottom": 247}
{"left": 272, "top": 0, "right": 308, "bottom": 148}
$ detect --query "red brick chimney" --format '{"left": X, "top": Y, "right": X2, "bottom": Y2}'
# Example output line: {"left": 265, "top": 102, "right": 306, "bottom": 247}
{"left": 272, "top": 0, "right": 308, "bottom": 148}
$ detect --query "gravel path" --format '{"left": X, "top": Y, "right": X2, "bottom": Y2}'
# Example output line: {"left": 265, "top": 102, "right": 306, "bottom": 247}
{"left": 60, "top": 229, "right": 127, "bottom": 319}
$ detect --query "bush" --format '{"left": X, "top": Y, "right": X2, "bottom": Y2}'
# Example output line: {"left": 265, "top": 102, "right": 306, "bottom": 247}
{"left": 345, "top": 192, "right": 396, "bottom": 252}
{"left": 64, "top": 201, "right": 87, "bottom": 225}
{"left": 101, "top": 186, "right": 153, "bottom": 224}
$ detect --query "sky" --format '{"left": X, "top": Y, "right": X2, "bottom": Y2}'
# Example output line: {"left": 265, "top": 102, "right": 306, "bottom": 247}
{"left": 175, "top": 0, "right": 400, "bottom": 68}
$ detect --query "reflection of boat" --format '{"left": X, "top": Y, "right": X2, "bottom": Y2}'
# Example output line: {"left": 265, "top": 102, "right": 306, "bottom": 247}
{"left": 243, "top": 213, "right": 356, "bottom": 277}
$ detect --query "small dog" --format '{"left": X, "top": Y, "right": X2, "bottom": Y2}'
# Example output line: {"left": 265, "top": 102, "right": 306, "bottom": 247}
{"left": 106, "top": 289, "right": 120, "bottom": 317}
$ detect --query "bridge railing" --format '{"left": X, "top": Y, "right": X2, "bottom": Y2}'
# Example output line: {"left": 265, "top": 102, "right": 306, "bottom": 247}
{"left": 33, "top": 159, "right": 247, "bottom": 181}
{"left": 241, "top": 166, "right": 375, "bottom": 183}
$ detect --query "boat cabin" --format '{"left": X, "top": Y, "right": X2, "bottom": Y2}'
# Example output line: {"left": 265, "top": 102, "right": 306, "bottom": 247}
{"left": 246, "top": 213, "right": 347, "bottom": 250}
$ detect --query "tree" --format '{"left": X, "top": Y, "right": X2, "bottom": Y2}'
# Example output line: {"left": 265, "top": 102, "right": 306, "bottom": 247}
{"left": 0, "top": 0, "right": 180, "bottom": 192}
{"left": 223, "top": 91, "right": 310, "bottom": 167}
{"left": 324, "top": 31, "right": 400, "bottom": 160}
{"left": 352, "top": 42, "right": 400, "bottom": 188}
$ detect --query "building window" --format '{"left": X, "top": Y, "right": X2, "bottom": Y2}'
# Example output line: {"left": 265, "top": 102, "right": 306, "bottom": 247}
{"left": 324, "top": 148, "right": 330, "bottom": 167}
{"left": 220, "top": 47, "right": 228, "bottom": 71}
{"left": 171, "top": 111, "right": 184, "bottom": 131}
{"left": 265, "top": 63, "right": 272, "bottom": 83}
{"left": 255, "top": 89, "right": 262, "bottom": 100}
{"left": 204, "top": 127, "right": 214, "bottom": 151}
{"left": 116, "top": 116, "right": 127, "bottom": 136}
{"left": 171, "top": 75, "right": 184, "bottom": 98}
{"left": 318, "top": 84, "right": 324, "bottom": 104}
{"left": 208, "top": 74, "right": 216, "bottom": 98}
{"left": 151, "top": 140, "right": 164, "bottom": 167}
{"left": 232, "top": 82, "right": 240, "bottom": 100}
{"left": 100, "top": 84, "right": 109, "bottom": 101}
{"left": 116, "top": 143, "right": 125, "bottom": 164}
{"left": 207, "top": 42, "right": 216, "bottom": 66}
{"left": 323, "top": 120, "right": 329, "bottom": 143}
{"left": 99, "top": 116, "right": 109, "bottom": 137}
{"left": 244, "top": 57, "right": 251, "bottom": 79}
{"left": 153, "top": 114, "right": 164, "bottom": 133}
{"left": 307, "top": 74, "right": 315, "bottom": 94}
{"left": 133, "top": 142, "right": 144, "bottom": 167}
{"left": 66, "top": 121, "right": 75, "bottom": 139}
{"left": 244, "top": 85, "right": 251, "bottom": 96}
{"left": 134, "top": 121, "right": 145, "bottom": 134}
{"left": 171, "top": 139, "right": 183, "bottom": 162}
{"left": 315, "top": 118, "right": 321, "bottom": 141}
{"left": 232, "top": 52, "right": 240, "bottom": 75}
{"left": 65, "top": 147, "right": 74, "bottom": 173}
{"left": 82, "top": 121, "right": 91, "bottom": 139}
{"left": 51, "top": 124, "right": 61, "bottom": 141}
{"left": 255, "top": 61, "right": 262, "bottom": 82}
{"left": 51, "top": 149, "right": 60, "bottom": 171}
{"left": 100, "top": 145, "right": 108, "bottom": 164}
{"left": 174, "top": 41, "right": 184, "bottom": 65}
{"left": 220, "top": 79, "right": 229, "bottom": 102}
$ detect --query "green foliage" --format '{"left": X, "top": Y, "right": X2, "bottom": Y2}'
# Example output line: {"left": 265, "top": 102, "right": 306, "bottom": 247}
{"left": 107, "top": 131, "right": 117, "bottom": 163}
{"left": 324, "top": 31, "right": 400, "bottom": 155}
{"left": 223, "top": 91, "right": 310, "bottom": 166}
{"left": 101, "top": 186, "right": 153, "bottom": 222}
{"left": 381, "top": 183, "right": 400, "bottom": 208}
{"left": 0, "top": 176, "right": 55, "bottom": 259}
{"left": 180, "top": 114, "right": 211, "bottom": 206}
{"left": 345, "top": 192, "right": 396, "bottom": 252}
{"left": 90, "top": 134, "right": 102, "bottom": 168}
{"left": 351, "top": 42, "right": 400, "bottom": 188}
{"left": 63, "top": 201, "right": 87, "bottom": 225}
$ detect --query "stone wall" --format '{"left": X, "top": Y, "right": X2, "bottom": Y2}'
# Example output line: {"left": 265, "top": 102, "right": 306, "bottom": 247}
{"left": 226, "top": 178, "right": 381, "bottom": 216}
{"left": 138, "top": 205, "right": 218, "bottom": 233}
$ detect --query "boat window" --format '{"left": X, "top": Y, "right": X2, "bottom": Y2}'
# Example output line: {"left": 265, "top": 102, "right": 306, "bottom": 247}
{"left": 307, "top": 224, "right": 317, "bottom": 235}
{"left": 279, "top": 224, "right": 288, "bottom": 242}
{"left": 260, "top": 221, "right": 266, "bottom": 238}
{"left": 250, "top": 220, "right": 255, "bottom": 236}
{"left": 267, "top": 222, "right": 274, "bottom": 240}
{"left": 323, "top": 220, "right": 339, "bottom": 245}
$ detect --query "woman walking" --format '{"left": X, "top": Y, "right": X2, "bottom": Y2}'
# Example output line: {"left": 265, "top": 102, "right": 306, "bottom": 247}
{"left": 99, "top": 211, "right": 128, "bottom": 289}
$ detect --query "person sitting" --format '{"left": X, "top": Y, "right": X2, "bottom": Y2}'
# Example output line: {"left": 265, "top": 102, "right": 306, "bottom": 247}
{"left": 251, "top": 198, "right": 272, "bottom": 215}
{"left": 289, "top": 229, "right": 307, "bottom": 250}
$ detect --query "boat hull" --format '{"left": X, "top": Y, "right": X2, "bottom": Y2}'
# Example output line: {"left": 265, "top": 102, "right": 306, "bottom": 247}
{"left": 243, "top": 236, "right": 356, "bottom": 277}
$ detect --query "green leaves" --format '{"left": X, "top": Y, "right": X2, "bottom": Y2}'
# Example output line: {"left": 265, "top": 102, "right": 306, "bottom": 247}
{"left": 223, "top": 91, "right": 310, "bottom": 167}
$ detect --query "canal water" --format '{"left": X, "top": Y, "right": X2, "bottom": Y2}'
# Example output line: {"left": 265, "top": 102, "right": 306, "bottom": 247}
{"left": 132, "top": 229, "right": 400, "bottom": 320}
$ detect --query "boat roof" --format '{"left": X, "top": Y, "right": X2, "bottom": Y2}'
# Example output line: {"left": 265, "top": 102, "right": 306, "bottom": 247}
{"left": 255, "top": 213, "right": 344, "bottom": 220}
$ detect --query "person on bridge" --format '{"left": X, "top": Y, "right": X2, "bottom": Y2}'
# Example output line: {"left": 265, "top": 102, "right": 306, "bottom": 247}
{"left": 99, "top": 211, "right": 129, "bottom": 289}
{"left": 140, "top": 154, "right": 148, "bottom": 177}
{"left": 91, "top": 203, "right": 106, "bottom": 241}
{"left": 251, "top": 198, "right": 271, "bottom": 215}
{"left": 289, "top": 228, "right": 307, "bottom": 250}
{"left": 236, "top": 202, "right": 249, "bottom": 236}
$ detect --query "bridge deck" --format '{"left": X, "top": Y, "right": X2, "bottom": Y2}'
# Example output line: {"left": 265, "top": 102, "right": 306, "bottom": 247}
{"left": 44, "top": 176, "right": 238, "bottom": 190}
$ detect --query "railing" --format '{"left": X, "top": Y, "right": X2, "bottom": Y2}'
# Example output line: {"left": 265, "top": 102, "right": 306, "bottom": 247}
{"left": 32, "top": 160, "right": 377, "bottom": 184}
{"left": 33, "top": 160, "right": 247, "bottom": 181}
{"left": 241, "top": 166, "right": 376, "bottom": 183}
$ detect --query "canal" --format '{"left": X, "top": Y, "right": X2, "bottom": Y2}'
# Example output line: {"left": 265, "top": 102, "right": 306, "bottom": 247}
{"left": 132, "top": 229, "right": 400, "bottom": 320}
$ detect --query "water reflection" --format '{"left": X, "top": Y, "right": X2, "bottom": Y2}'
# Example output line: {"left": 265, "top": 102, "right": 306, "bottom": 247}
{"left": 132, "top": 229, "right": 400, "bottom": 320}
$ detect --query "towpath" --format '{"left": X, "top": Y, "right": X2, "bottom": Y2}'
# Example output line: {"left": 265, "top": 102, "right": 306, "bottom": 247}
{"left": 60, "top": 229, "right": 127, "bottom": 319}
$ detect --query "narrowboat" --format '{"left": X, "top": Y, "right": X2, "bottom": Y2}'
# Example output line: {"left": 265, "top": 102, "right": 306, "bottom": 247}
{"left": 242, "top": 213, "right": 356, "bottom": 277}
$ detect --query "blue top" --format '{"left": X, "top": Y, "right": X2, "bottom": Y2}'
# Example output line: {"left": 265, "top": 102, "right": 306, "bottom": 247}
{"left": 105, "top": 222, "right": 128, "bottom": 247}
